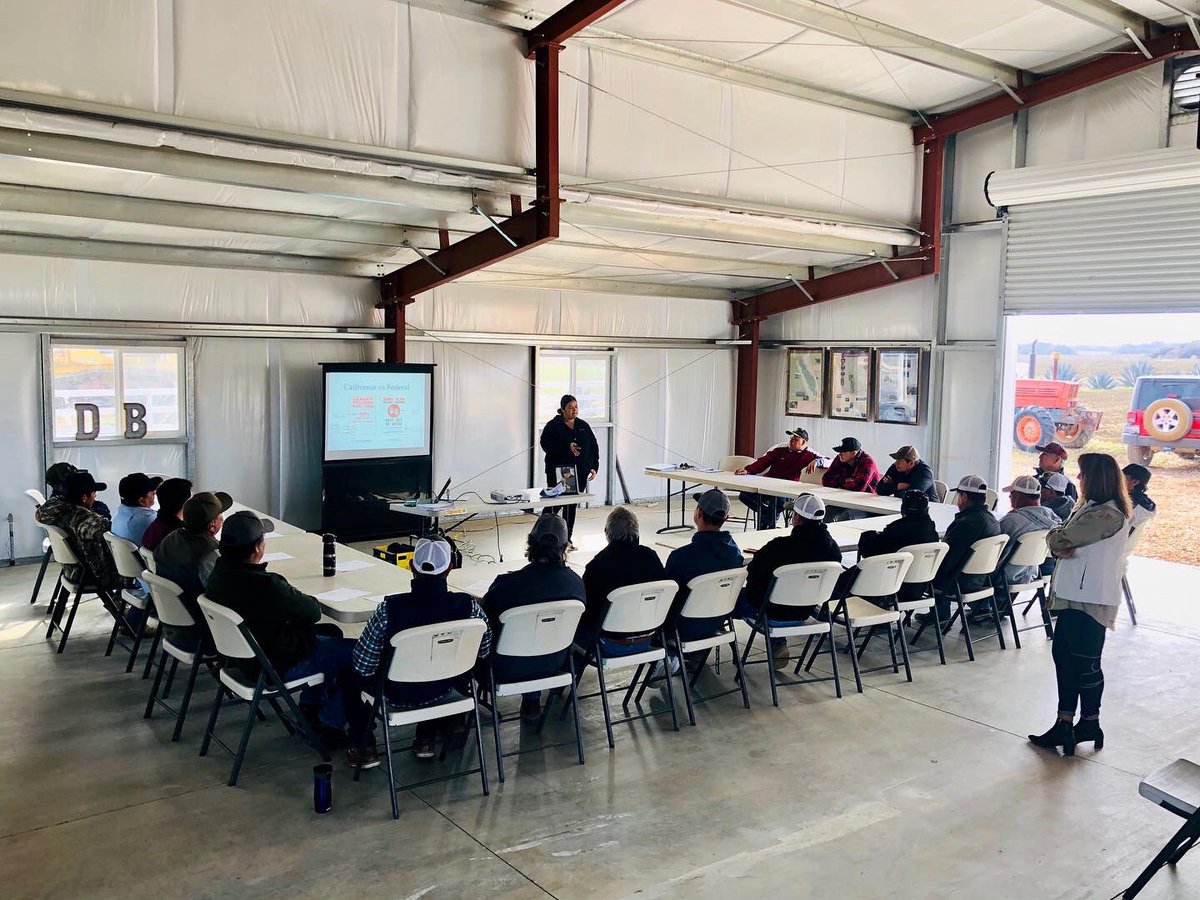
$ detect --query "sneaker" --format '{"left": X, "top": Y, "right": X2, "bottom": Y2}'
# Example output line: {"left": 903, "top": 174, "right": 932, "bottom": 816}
{"left": 771, "top": 642, "right": 790, "bottom": 670}
{"left": 412, "top": 738, "right": 437, "bottom": 759}
{"left": 520, "top": 696, "right": 542, "bottom": 725}
{"left": 345, "top": 743, "right": 381, "bottom": 769}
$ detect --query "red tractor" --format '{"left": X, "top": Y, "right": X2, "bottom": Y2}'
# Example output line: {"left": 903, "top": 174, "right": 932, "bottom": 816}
{"left": 1013, "top": 379, "right": 1103, "bottom": 452}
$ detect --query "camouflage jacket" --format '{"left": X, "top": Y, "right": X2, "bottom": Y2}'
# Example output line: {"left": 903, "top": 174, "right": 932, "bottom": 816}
{"left": 35, "top": 497, "right": 124, "bottom": 589}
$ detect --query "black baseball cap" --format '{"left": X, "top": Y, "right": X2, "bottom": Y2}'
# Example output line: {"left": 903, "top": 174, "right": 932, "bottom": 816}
{"left": 530, "top": 513, "right": 568, "bottom": 549}
{"left": 786, "top": 428, "right": 809, "bottom": 441}
{"left": 118, "top": 472, "right": 163, "bottom": 503}
{"left": 900, "top": 489, "right": 930, "bottom": 514}
{"left": 64, "top": 471, "right": 106, "bottom": 498}
{"left": 833, "top": 437, "right": 862, "bottom": 453}
{"left": 1123, "top": 463, "right": 1151, "bottom": 485}
{"left": 45, "top": 462, "right": 78, "bottom": 492}
{"left": 219, "top": 509, "right": 274, "bottom": 548}
{"left": 155, "top": 478, "right": 193, "bottom": 514}
{"left": 182, "top": 491, "right": 233, "bottom": 531}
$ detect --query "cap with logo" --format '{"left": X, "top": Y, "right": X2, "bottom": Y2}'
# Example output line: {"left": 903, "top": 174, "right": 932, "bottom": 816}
{"left": 183, "top": 491, "right": 234, "bottom": 531}
{"left": 219, "top": 509, "right": 275, "bottom": 548}
{"left": 413, "top": 538, "right": 452, "bottom": 575}
{"left": 45, "top": 461, "right": 79, "bottom": 492}
{"left": 1003, "top": 475, "right": 1042, "bottom": 496}
{"left": 785, "top": 428, "right": 809, "bottom": 441}
{"left": 530, "top": 513, "right": 569, "bottom": 549}
{"left": 118, "top": 472, "right": 164, "bottom": 503}
{"left": 1122, "top": 463, "right": 1151, "bottom": 485}
{"left": 900, "top": 490, "right": 930, "bottom": 513}
{"left": 833, "top": 437, "right": 862, "bottom": 453}
{"left": 1044, "top": 472, "right": 1070, "bottom": 493}
{"left": 793, "top": 493, "right": 826, "bottom": 521}
{"left": 952, "top": 474, "right": 988, "bottom": 495}
{"left": 889, "top": 445, "right": 920, "bottom": 462}
{"left": 64, "top": 471, "right": 106, "bottom": 498}
{"left": 1035, "top": 441, "right": 1068, "bottom": 460}
{"left": 691, "top": 488, "right": 731, "bottom": 521}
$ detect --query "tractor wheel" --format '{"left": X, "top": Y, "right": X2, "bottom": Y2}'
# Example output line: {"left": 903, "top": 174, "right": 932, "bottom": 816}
{"left": 1056, "top": 420, "right": 1097, "bottom": 449}
{"left": 1127, "top": 445, "right": 1156, "bottom": 467}
{"left": 1013, "top": 406, "right": 1056, "bottom": 452}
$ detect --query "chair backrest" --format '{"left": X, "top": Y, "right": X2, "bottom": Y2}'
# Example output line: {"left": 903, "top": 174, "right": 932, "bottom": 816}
{"left": 25, "top": 488, "right": 46, "bottom": 507}
{"left": 799, "top": 468, "right": 825, "bottom": 485}
{"left": 933, "top": 480, "right": 949, "bottom": 503}
{"left": 601, "top": 580, "right": 677, "bottom": 633}
{"left": 961, "top": 534, "right": 1011, "bottom": 576}
{"left": 718, "top": 454, "right": 755, "bottom": 472}
{"left": 764, "top": 561, "right": 844, "bottom": 610}
{"left": 102, "top": 532, "right": 146, "bottom": 580}
{"left": 40, "top": 523, "right": 80, "bottom": 566}
{"left": 1008, "top": 529, "right": 1051, "bottom": 568}
{"left": 143, "top": 570, "right": 195, "bottom": 629}
{"left": 496, "top": 600, "right": 585, "bottom": 658}
{"left": 143, "top": 554, "right": 157, "bottom": 574}
{"left": 985, "top": 488, "right": 999, "bottom": 511}
{"left": 197, "top": 596, "right": 256, "bottom": 660}
{"left": 385, "top": 618, "right": 487, "bottom": 683}
{"left": 1126, "top": 518, "right": 1148, "bottom": 556}
{"left": 850, "top": 552, "right": 914, "bottom": 597}
{"left": 680, "top": 567, "right": 749, "bottom": 620}
{"left": 900, "top": 541, "right": 949, "bottom": 585}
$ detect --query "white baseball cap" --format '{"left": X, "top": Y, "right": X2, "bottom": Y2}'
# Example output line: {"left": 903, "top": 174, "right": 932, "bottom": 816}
{"left": 1003, "top": 475, "right": 1042, "bottom": 496}
{"left": 952, "top": 474, "right": 988, "bottom": 495}
{"left": 1045, "top": 472, "right": 1070, "bottom": 493}
{"left": 413, "top": 538, "right": 452, "bottom": 575}
{"left": 793, "top": 493, "right": 826, "bottom": 521}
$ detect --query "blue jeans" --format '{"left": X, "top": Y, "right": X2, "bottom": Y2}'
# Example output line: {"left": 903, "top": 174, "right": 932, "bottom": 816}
{"left": 734, "top": 592, "right": 787, "bottom": 647}
{"left": 737, "top": 492, "right": 787, "bottom": 530}
{"left": 284, "top": 636, "right": 356, "bottom": 730}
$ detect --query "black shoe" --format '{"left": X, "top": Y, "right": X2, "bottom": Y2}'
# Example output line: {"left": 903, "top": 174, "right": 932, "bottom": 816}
{"left": 1029, "top": 720, "right": 1076, "bottom": 756}
{"left": 520, "top": 696, "right": 542, "bottom": 725}
{"left": 1074, "top": 719, "right": 1104, "bottom": 750}
{"left": 914, "top": 612, "right": 940, "bottom": 627}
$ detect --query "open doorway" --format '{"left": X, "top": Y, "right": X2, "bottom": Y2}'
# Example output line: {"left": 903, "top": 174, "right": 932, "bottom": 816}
{"left": 1000, "top": 313, "right": 1200, "bottom": 565}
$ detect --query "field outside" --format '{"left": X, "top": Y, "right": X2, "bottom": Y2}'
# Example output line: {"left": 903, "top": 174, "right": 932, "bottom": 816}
{"left": 1011, "top": 352, "right": 1198, "bottom": 565}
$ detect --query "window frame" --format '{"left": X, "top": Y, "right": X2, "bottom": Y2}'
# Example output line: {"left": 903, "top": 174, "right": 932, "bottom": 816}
{"left": 534, "top": 350, "right": 614, "bottom": 427}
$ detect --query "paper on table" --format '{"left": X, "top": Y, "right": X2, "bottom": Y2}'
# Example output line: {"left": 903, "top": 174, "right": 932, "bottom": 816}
{"left": 334, "top": 559, "right": 374, "bottom": 572}
{"left": 467, "top": 580, "right": 492, "bottom": 595}
{"left": 263, "top": 532, "right": 285, "bottom": 540}
{"left": 261, "top": 552, "right": 294, "bottom": 562}
{"left": 316, "top": 587, "right": 370, "bottom": 603}
{"left": 645, "top": 463, "right": 677, "bottom": 472}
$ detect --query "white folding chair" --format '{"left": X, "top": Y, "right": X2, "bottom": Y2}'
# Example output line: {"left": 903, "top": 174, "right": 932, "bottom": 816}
{"left": 646, "top": 567, "right": 750, "bottom": 726}
{"left": 25, "top": 490, "right": 53, "bottom": 606}
{"left": 102, "top": 533, "right": 154, "bottom": 673}
{"left": 41, "top": 524, "right": 119, "bottom": 654}
{"left": 985, "top": 488, "right": 999, "bottom": 511}
{"left": 921, "top": 534, "right": 1011, "bottom": 662}
{"left": 1120, "top": 519, "right": 1149, "bottom": 626}
{"left": 1005, "top": 530, "right": 1054, "bottom": 643}
{"left": 358, "top": 618, "right": 489, "bottom": 819}
{"left": 895, "top": 541, "right": 950, "bottom": 665}
{"left": 569, "top": 580, "right": 679, "bottom": 748}
{"left": 143, "top": 572, "right": 216, "bottom": 742}
{"left": 739, "top": 561, "right": 845, "bottom": 707}
{"left": 933, "top": 480, "right": 949, "bottom": 503}
{"left": 197, "top": 596, "right": 329, "bottom": 787}
{"left": 1122, "top": 758, "right": 1200, "bottom": 898}
{"left": 719, "top": 455, "right": 757, "bottom": 530}
{"left": 486, "top": 600, "right": 586, "bottom": 782}
{"left": 827, "top": 553, "right": 914, "bottom": 692}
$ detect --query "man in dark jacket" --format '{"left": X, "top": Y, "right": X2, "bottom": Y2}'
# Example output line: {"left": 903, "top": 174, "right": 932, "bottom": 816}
{"left": 918, "top": 475, "right": 1001, "bottom": 625}
{"left": 577, "top": 508, "right": 666, "bottom": 654}
{"left": 483, "top": 513, "right": 587, "bottom": 724}
{"left": 36, "top": 471, "right": 125, "bottom": 594}
{"left": 665, "top": 489, "right": 745, "bottom": 641}
{"left": 205, "top": 511, "right": 355, "bottom": 737}
{"left": 735, "top": 428, "right": 820, "bottom": 529}
{"left": 539, "top": 394, "right": 600, "bottom": 543}
{"left": 155, "top": 490, "right": 232, "bottom": 648}
{"left": 855, "top": 490, "right": 939, "bottom": 601}
{"left": 875, "top": 445, "right": 939, "bottom": 503}
{"left": 1040, "top": 472, "right": 1076, "bottom": 522}
{"left": 736, "top": 493, "right": 843, "bottom": 668}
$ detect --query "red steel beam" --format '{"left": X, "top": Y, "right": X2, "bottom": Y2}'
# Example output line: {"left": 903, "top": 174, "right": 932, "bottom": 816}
{"left": 734, "top": 318, "right": 761, "bottom": 457}
{"left": 525, "top": 0, "right": 627, "bottom": 56}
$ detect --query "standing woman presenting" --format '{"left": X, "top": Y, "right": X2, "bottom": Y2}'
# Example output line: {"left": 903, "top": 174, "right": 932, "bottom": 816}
{"left": 540, "top": 394, "right": 599, "bottom": 545}
{"left": 1029, "top": 453, "right": 1130, "bottom": 757}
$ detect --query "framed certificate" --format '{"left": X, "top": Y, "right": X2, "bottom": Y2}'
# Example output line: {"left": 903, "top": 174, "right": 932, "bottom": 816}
{"left": 828, "top": 348, "right": 872, "bottom": 421}
{"left": 785, "top": 348, "right": 825, "bottom": 417}
{"left": 874, "top": 348, "right": 923, "bottom": 425}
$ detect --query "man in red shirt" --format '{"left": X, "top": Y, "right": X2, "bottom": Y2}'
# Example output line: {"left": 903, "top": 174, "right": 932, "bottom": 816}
{"left": 821, "top": 437, "right": 880, "bottom": 493}
{"left": 735, "top": 428, "right": 820, "bottom": 529}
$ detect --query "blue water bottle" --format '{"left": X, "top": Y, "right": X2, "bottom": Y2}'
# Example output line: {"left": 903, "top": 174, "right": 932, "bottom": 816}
{"left": 313, "top": 763, "right": 333, "bottom": 814}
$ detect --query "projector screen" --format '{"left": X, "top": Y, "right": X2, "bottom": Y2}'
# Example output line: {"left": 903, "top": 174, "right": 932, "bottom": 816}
{"left": 323, "top": 368, "right": 432, "bottom": 462}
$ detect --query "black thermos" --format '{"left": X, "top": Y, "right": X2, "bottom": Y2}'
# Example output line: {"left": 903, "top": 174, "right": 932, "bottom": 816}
{"left": 322, "top": 533, "right": 336, "bottom": 576}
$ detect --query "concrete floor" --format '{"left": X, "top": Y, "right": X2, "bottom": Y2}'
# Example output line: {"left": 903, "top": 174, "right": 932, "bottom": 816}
{"left": 2, "top": 500, "right": 1198, "bottom": 899}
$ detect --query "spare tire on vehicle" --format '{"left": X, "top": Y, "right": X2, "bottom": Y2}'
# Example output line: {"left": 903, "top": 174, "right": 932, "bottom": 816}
{"left": 1013, "top": 406, "right": 1056, "bottom": 452}
{"left": 1143, "top": 398, "right": 1192, "bottom": 442}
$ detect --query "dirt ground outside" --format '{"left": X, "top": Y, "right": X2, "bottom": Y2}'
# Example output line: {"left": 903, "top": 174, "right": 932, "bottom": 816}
{"left": 1010, "top": 353, "right": 1198, "bottom": 565}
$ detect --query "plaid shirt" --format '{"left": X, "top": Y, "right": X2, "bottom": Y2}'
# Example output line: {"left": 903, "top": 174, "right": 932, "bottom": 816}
{"left": 352, "top": 595, "right": 491, "bottom": 678}
{"left": 821, "top": 451, "right": 880, "bottom": 493}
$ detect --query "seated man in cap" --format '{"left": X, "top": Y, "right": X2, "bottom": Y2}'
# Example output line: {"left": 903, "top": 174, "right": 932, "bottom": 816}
{"left": 1040, "top": 472, "right": 1075, "bottom": 523}
{"left": 997, "top": 475, "right": 1061, "bottom": 585}
{"left": 875, "top": 446, "right": 939, "bottom": 503}
{"left": 111, "top": 473, "right": 163, "bottom": 547}
{"left": 735, "top": 494, "right": 843, "bottom": 668}
{"left": 140, "top": 477, "right": 193, "bottom": 553}
{"left": 36, "top": 470, "right": 126, "bottom": 598}
{"left": 917, "top": 475, "right": 1001, "bottom": 627}
{"left": 1034, "top": 441, "right": 1078, "bottom": 502}
{"left": 821, "top": 437, "right": 880, "bottom": 493}
{"left": 852, "top": 490, "right": 939, "bottom": 602}
{"left": 41, "top": 462, "right": 113, "bottom": 520}
{"left": 349, "top": 538, "right": 492, "bottom": 768}
{"left": 664, "top": 489, "right": 745, "bottom": 650}
{"left": 734, "top": 428, "right": 821, "bottom": 529}
{"left": 483, "top": 513, "right": 587, "bottom": 725}
{"left": 154, "top": 490, "right": 233, "bottom": 648}
{"left": 1123, "top": 463, "right": 1156, "bottom": 533}
{"left": 205, "top": 510, "right": 356, "bottom": 745}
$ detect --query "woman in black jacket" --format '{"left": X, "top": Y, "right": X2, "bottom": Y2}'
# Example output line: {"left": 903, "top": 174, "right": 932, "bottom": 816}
{"left": 539, "top": 394, "right": 599, "bottom": 543}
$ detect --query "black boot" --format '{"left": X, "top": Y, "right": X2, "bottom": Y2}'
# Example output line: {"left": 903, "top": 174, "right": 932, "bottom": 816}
{"left": 1029, "top": 719, "right": 1076, "bottom": 756}
{"left": 1074, "top": 718, "right": 1104, "bottom": 750}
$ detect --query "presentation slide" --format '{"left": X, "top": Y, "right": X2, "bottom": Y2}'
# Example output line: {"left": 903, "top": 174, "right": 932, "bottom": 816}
{"left": 324, "top": 370, "right": 431, "bottom": 462}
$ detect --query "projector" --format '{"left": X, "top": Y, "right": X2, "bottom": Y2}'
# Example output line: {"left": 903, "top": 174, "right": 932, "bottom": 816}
{"left": 491, "top": 489, "right": 525, "bottom": 503}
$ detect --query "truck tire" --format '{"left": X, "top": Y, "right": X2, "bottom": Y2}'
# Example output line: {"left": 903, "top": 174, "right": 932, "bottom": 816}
{"left": 1014, "top": 406, "right": 1056, "bottom": 452}
{"left": 1143, "top": 398, "right": 1192, "bottom": 442}
{"left": 1127, "top": 445, "right": 1155, "bottom": 467}
{"left": 1057, "top": 420, "right": 1097, "bottom": 449}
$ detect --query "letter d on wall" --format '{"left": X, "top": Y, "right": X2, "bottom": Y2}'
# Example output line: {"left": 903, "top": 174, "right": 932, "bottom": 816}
{"left": 74, "top": 403, "right": 101, "bottom": 441}
{"left": 123, "top": 403, "right": 148, "bottom": 439}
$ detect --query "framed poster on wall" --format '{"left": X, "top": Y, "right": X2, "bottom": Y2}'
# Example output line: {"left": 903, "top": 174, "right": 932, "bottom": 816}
{"left": 829, "top": 347, "right": 872, "bottom": 421}
{"left": 874, "top": 348, "right": 923, "bottom": 425}
{"left": 785, "top": 348, "right": 825, "bottom": 417}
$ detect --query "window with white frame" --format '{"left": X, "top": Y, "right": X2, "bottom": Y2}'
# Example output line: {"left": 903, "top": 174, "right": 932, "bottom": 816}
{"left": 535, "top": 352, "right": 612, "bottom": 425}
{"left": 50, "top": 342, "right": 187, "bottom": 442}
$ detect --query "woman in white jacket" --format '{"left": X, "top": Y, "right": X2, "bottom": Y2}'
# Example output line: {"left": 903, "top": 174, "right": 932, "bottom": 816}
{"left": 1029, "top": 453, "right": 1131, "bottom": 757}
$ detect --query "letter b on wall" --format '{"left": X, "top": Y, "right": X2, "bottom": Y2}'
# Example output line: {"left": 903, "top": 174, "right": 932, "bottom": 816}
{"left": 123, "top": 403, "right": 148, "bottom": 439}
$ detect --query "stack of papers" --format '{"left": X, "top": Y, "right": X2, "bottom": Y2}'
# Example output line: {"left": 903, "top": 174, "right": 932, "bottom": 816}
{"left": 316, "top": 587, "right": 369, "bottom": 603}
{"left": 645, "top": 464, "right": 678, "bottom": 472}
{"left": 334, "top": 559, "right": 375, "bottom": 573}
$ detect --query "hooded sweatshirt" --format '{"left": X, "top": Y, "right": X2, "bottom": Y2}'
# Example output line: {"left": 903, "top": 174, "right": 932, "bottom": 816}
{"left": 998, "top": 504, "right": 1061, "bottom": 584}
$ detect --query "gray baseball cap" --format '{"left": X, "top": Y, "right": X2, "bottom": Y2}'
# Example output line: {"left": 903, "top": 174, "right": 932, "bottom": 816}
{"left": 219, "top": 509, "right": 275, "bottom": 548}
{"left": 692, "top": 488, "right": 731, "bottom": 521}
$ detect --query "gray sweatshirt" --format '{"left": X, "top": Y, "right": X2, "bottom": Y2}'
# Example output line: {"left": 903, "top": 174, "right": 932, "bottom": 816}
{"left": 999, "top": 504, "right": 1062, "bottom": 583}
